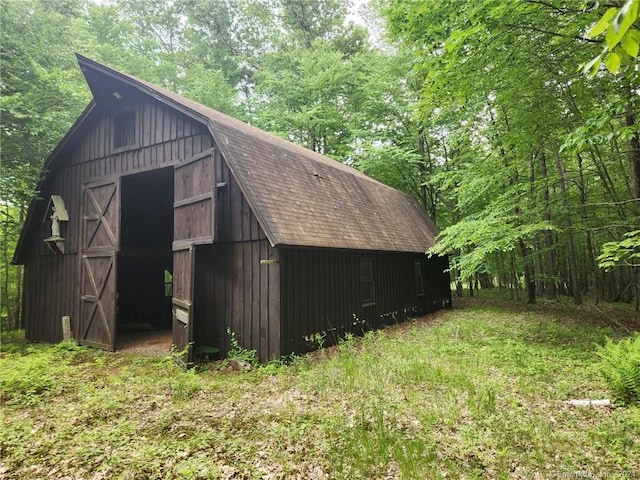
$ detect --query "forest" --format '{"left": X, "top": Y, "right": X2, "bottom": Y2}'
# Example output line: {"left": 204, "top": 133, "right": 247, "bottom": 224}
{"left": 1, "top": 0, "right": 639, "bottom": 329}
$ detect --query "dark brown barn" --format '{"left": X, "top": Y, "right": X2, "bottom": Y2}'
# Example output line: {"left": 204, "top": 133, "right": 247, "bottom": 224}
{"left": 13, "top": 55, "right": 451, "bottom": 362}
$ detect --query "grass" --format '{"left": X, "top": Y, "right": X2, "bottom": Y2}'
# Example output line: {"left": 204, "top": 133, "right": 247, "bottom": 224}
{"left": 1, "top": 298, "right": 639, "bottom": 479}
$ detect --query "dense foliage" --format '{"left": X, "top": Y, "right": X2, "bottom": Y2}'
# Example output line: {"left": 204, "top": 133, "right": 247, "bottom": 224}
{"left": 1, "top": 0, "right": 639, "bottom": 328}
{"left": 380, "top": 0, "right": 640, "bottom": 305}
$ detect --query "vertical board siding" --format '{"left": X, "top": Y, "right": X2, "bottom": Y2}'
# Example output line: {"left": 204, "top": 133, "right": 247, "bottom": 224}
{"left": 193, "top": 241, "right": 280, "bottom": 362}
{"left": 279, "top": 248, "right": 451, "bottom": 356}
{"left": 186, "top": 145, "right": 276, "bottom": 360}
{"left": 215, "top": 154, "right": 266, "bottom": 243}
{"left": 23, "top": 254, "right": 78, "bottom": 342}
{"left": 22, "top": 92, "right": 211, "bottom": 345}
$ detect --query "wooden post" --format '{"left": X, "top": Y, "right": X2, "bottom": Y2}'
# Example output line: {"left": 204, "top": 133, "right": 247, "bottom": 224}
{"left": 62, "top": 316, "right": 72, "bottom": 341}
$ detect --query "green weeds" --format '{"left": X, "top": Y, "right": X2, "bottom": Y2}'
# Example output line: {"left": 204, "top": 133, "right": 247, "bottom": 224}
{"left": 226, "top": 328, "right": 258, "bottom": 366}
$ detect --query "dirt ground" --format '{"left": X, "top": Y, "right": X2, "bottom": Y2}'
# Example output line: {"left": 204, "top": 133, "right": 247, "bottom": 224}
{"left": 115, "top": 329, "right": 172, "bottom": 356}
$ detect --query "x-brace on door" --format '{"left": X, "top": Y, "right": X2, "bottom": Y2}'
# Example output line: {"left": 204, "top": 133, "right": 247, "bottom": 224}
{"left": 79, "top": 178, "right": 120, "bottom": 350}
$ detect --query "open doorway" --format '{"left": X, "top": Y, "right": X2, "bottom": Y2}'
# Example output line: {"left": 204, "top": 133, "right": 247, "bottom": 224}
{"left": 116, "top": 168, "right": 174, "bottom": 352}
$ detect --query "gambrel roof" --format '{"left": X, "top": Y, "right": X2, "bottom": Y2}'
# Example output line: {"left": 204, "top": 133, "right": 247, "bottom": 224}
{"left": 15, "top": 56, "right": 439, "bottom": 260}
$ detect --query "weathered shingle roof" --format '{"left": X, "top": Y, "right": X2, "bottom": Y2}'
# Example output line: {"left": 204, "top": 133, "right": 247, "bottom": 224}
{"left": 82, "top": 57, "right": 440, "bottom": 253}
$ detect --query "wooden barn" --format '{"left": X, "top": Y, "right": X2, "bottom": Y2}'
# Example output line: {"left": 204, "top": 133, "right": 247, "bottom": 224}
{"left": 13, "top": 55, "right": 451, "bottom": 362}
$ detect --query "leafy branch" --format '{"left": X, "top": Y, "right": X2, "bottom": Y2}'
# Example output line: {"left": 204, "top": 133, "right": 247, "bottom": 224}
{"left": 583, "top": 0, "right": 640, "bottom": 75}
{"left": 598, "top": 229, "right": 640, "bottom": 269}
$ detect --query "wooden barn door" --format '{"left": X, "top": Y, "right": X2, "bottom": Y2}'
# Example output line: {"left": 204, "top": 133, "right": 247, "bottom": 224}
{"left": 79, "top": 178, "right": 120, "bottom": 350}
{"left": 172, "top": 149, "right": 216, "bottom": 363}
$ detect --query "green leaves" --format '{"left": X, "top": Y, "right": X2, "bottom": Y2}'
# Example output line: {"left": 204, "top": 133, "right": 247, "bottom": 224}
{"left": 621, "top": 29, "right": 640, "bottom": 57}
{"left": 614, "top": 0, "right": 640, "bottom": 45}
{"left": 587, "top": 7, "right": 617, "bottom": 38}
{"left": 597, "top": 230, "right": 640, "bottom": 270}
{"left": 604, "top": 50, "right": 622, "bottom": 74}
{"left": 584, "top": 0, "right": 640, "bottom": 76}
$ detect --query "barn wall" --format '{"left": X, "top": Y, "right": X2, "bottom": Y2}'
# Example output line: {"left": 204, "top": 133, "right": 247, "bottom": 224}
{"left": 21, "top": 94, "right": 212, "bottom": 343}
{"left": 194, "top": 240, "right": 280, "bottom": 362}
{"left": 190, "top": 148, "right": 280, "bottom": 361}
{"left": 23, "top": 254, "right": 78, "bottom": 342}
{"left": 279, "top": 248, "right": 451, "bottom": 356}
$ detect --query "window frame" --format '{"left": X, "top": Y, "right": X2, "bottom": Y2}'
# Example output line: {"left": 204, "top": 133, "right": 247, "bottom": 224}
{"left": 112, "top": 109, "right": 138, "bottom": 152}
{"left": 360, "top": 258, "right": 376, "bottom": 307}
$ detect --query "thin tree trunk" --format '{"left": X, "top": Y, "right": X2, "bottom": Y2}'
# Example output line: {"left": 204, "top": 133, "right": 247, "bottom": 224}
{"left": 539, "top": 151, "right": 557, "bottom": 300}
{"left": 576, "top": 153, "right": 599, "bottom": 303}
{"left": 587, "top": 143, "right": 632, "bottom": 226}
{"left": 11, "top": 207, "right": 25, "bottom": 329}
{"left": 553, "top": 149, "right": 582, "bottom": 305}
{"left": 535, "top": 233, "right": 544, "bottom": 297}
{"left": 417, "top": 128, "right": 431, "bottom": 221}
{"left": 1, "top": 199, "right": 13, "bottom": 329}
{"left": 624, "top": 83, "right": 640, "bottom": 200}
{"left": 498, "top": 253, "right": 506, "bottom": 289}
{"left": 510, "top": 251, "right": 519, "bottom": 301}
{"left": 13, "top": 265, "right": 22, "bottom": 330}
{"left": 519, "top": 240, "right": 536, "bottom": 304}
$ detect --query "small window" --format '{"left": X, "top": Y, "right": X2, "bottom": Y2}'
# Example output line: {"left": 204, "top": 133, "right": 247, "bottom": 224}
{"left": 415, "top": 261, "right": 425, "bottom": 296}
{"left": 360, "top": 259, "right": 375, "bottom": 306}
{"left": 113, "top": 110, "right": 136, "bottom": 149}
{"left": 164, "top": 270, "right": 173, "bottom": 297}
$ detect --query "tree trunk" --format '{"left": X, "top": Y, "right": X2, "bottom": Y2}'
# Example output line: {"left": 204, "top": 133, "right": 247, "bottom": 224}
{"left": 534, "top": 234, "right": 545, "bottom": 297}
{"left": 478, "top": 271, "right": 493, "bottom": 289}
{"left": 1, "top": 200, "right": 13, "bottom": 329}
{"left": 539, "top": 151, "right": 557, "bottom": 300}
{"left": 510, "top": 251, "right": 519, "bottom": 301}
{"left": 418, "top": 127, "right": 438, "bottom": 223}
{"left": 12, "top": 264, "right": 22, "bottom": 330}
{"left": 553, "top": 149, "right": 582, "bottom": 305}
{"left": 576, "top": 152, "right": 600, "bottom": 303}
{"left": 625, "top": 83, "right": 640, "bottom": 200}
{"left": 519, "top": 240, "right": 536, "bottom": 304}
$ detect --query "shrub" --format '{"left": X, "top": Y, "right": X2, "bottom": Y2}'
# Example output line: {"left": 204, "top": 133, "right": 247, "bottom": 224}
{"left": 596, "top": 334, "right": 640, "bottom": 405}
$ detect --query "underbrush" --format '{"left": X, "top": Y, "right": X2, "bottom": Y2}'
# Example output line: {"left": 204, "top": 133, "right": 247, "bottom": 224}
{"left": 1, "top": 302, "right": 638, "bottom": 479}
{"left": 0, "top": 342, "right": 88, "bottom": 406}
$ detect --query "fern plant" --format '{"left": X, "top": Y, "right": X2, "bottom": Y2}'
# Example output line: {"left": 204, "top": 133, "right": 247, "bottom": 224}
{"left": 595, "top": 334, "right": 640, "bottom": 405}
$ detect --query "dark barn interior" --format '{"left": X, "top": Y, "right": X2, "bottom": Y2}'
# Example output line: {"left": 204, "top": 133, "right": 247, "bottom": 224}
{"left": 117, "top": 168, "right": 174, "bottom": 346}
